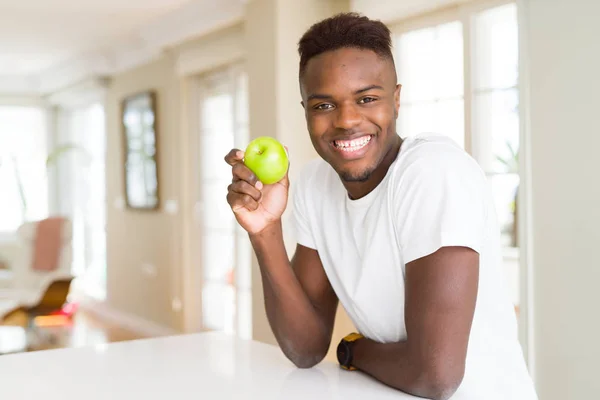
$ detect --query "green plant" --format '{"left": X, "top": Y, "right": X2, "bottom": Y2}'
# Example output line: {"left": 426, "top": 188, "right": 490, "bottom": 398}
{"left": 494, "top": 140, "right": 520, "bottom": 247}
{"left": 495, "top": 140, "right": 519, "bottom": 174}
{"left": 45, "top": 143, "right": 91, "bottom": 168}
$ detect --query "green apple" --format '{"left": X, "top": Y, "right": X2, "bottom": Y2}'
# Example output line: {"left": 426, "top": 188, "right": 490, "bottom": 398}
{"left": 244, "top": 136, "right": 289, "bottom": 185}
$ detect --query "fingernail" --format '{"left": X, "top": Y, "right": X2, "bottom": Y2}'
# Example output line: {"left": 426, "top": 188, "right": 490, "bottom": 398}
{"left": 237, "top": 150, "right": 244, "bottom": 159}
{"left": 255, "top": 181, "right": 263, "bottom": 190}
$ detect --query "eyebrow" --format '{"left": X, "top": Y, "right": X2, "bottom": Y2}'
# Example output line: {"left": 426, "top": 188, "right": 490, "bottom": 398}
{"left": 306, "top": 84, "right": 385, "bottom": 101}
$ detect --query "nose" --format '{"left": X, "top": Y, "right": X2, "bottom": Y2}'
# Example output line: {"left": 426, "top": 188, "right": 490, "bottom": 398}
{"left": 335, "top": 103, "right": 362, "bottom": 130}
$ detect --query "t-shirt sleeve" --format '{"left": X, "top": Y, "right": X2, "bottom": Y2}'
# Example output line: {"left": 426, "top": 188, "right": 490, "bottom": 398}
{"left": 292, "top": 166, "right": 317, "bottom": 250}
{"left": 395, "top": 146, "right": 488, "bottom": 264}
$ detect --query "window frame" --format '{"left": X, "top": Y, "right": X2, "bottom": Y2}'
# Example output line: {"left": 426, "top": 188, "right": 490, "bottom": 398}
{"left": 49, "top": 81, "right": 109, "bottom": 300}
{"left": 185, "top": 62, "right": 252, "bottom": 340}
{"left": 389, "top": 0, "right": 517, "bottom": 155}
{"left": 54, "top": 103, "right": 107, "bottom": 300}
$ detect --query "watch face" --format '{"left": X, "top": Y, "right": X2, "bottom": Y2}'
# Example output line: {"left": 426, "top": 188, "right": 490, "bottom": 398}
{"left": 337, "top": 340, "right": 351, "bottom": 367}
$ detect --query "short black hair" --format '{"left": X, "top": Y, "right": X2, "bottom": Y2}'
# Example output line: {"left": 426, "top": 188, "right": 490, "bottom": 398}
{"left": 297, "top": 12, "right": 395, "bottom": 77}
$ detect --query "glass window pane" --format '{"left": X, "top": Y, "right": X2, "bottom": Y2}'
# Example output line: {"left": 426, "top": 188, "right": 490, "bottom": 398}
{"left": 473, "top": 89, "right": 519, "bottom": 173}
{"left": 200, "top": 133, "right": 234, "bottom": 180}
{"left": 58, "top": 103, "right": 107, "bottom": 297}
{"left": 397, "top": 27, "right": 437, "bottom": 102}
{"left": 199, "top": 65, "right": 251, "bottom": 339}
{"left": 437, "top": 21, "right": 464, "bottom": 98}
{"left": 201, "top": 180, "right": 235, "bottom": 231}
{"left": 397, "top": 21, "right": 464, "bottom": 102}
{"left": 201, "top": 93, "right": 234, "bottom": 135}
{"left": 474, "top": 3, "right": 519, "bottom": 89}
{"left": 436, "top": 98, "right": 465, "bottom": 148}
{"left": 0, "top": 106, "right": 48, "bottom": 232}
{"left": 0, "top": 156, "right": 25, "bottom": 231}
{"left": 203, "top": 232, "right": 235, "bottom": 283}
{"left": 396, "top": 21, "right": 464, "bottom": 146}
{"left": 399, "top": 102, "right": 435, "bottom": 138}
{"left": 399, "top": 99, "right": 464, "bottom": 148}
{"left": 488, "top": 173, "right": 520, "bottom": 248}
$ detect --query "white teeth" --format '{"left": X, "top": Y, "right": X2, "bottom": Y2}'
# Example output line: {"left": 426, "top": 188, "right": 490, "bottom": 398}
{"left": 334, "top": 135, "right": 372, "bottom": 152}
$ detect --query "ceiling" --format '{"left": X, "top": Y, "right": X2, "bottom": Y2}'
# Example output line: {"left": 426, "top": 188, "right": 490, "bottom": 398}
{"left": 0, "top": 0, "right": 194, "bottom": 75}
{"left": 0, "top": 0, "right": 245, "bottom": 94}
{"left": 0, "top": 0, "right": 463, "bottom": 95}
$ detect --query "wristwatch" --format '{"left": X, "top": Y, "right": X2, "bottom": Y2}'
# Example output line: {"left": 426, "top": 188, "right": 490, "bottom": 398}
{"left": 337, "top": 332, "right": 364, "bottom": 370}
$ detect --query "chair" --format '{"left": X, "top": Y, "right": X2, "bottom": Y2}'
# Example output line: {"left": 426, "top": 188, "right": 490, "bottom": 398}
{"left": 0, "top": 217, "right": 73, "bottom": 306}
{"left": 1, "top": 277, "right": 74, "bottom": 349}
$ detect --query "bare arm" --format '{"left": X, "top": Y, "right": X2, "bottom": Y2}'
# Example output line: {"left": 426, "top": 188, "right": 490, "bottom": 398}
{"left": 224, "top": 148, "right": 337, "bottom": 368}
{"left": 351, "top": 246, "right": 479, "bottom": 400}
{"left": 250, "top": 224, "right": 338, "bottom": 368}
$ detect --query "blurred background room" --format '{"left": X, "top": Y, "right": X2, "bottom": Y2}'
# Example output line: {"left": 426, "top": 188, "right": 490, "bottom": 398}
{"left": 0, "top": 1, "right": 597, "bottom": 399}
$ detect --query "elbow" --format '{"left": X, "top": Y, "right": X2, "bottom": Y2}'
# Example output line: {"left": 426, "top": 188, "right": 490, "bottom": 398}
{"left": 282, "top": 346, "right": 327, "bottom": 369}
{"left": 290, "top": 354, "right": 323, "bottom": 369}
{"left": 417, "top": 362, "right": 465, "bottom": 400}
{"left": 427, "top": 381, "right": 462, "bottom": 400}
{"left": 274, "top": 331, "right": 330, "bottom": 369}
{"left": 288, "top": 351, "right": 326, "bottom": 369}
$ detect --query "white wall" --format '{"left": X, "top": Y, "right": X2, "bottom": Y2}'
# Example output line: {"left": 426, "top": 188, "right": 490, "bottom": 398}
{"left": 525, "top": 0, "right": 600, "bottom": 398}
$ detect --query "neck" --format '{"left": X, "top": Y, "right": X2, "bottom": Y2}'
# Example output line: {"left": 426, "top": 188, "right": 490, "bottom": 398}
{"left": 343, "top": 135, "right": 403, "bottom": 200}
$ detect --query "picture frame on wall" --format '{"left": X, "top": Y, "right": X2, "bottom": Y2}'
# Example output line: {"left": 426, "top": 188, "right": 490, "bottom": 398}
{"left": 121, "top": 90, "right": 160, "bottom": 211}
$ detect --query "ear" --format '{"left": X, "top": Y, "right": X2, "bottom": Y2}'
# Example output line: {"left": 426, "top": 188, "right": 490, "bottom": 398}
{"left": 394, "top": 84, "right": 402, "bottom": 119}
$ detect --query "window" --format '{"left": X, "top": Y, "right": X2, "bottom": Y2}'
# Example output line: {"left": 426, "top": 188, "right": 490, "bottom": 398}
{"left": 473, "top": 4, "right": 519, "bottom": 245}
{"left": 0, "top": 106, "right": 48, "bottom": 234}
{"left": 56, "top": 103, "right": 107, "bottom": 299}
{"left": 472, "top": 3, "right": 520, "bottom": 307}
{"left": 392, "top": 2, "right": 521, "bottom": 309}
{"left": 198, "top": 65, "right": 251, "bottom": 340}
{"left": 395, "top": 21, "right": 465, "bottom": 147}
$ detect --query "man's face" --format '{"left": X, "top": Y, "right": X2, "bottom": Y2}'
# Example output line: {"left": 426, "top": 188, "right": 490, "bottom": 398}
{"left": 300, "top": 47, "right": 400, "bottom": 182}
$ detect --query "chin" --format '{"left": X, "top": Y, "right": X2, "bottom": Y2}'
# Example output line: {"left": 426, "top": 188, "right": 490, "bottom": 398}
{"left": 339, "top": 168, "right": 373, "bottom": 182}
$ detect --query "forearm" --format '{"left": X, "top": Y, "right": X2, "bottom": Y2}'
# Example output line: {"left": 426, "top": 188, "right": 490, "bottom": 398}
{"left": 352, "top": 338, "right": 462, "bottom": 400}
{"left": 249, "top": 222, "right": 330, "bottom": 367}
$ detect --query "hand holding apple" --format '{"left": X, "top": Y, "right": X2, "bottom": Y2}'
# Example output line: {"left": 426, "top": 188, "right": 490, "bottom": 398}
{"left": 224, "top": 139, "right": 290, "bottom": 235}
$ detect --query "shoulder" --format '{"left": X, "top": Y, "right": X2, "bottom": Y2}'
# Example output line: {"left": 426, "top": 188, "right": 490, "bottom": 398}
{"left": 393, "top": 133, "right": 486, "bottom": 185}
{"left": 294, "top": 157, "right": 335, "bottom": 190}
{"left": 291, "top": 157, "right": 336, "bottom": 230}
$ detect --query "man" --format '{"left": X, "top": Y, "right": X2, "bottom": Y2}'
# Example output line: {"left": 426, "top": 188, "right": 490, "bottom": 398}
{"left": 225, "top": 12, "right": 537, "bottom": 400}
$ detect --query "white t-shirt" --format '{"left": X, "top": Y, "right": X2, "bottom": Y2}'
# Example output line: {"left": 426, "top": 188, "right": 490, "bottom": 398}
{"left": 293, "top": 133, "right": 538, "bottom": 400}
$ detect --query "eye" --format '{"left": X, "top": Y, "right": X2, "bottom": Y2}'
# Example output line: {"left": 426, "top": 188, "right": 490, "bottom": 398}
{"left": 358, "top": 96, "right": 378, "bottom": 104}
{"left": 314, "top": 103, "right": 334, "bottom": 110}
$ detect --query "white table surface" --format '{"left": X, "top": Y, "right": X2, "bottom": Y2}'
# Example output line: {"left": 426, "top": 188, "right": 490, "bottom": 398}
{"left": 0, "top": 326, "right": 27, "bottom": 354}
{"left": 0, "top": 331, "right": 419, "bottom": 399}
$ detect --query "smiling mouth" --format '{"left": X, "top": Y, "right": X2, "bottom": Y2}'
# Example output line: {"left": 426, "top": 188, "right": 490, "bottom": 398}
{"left": 332, "top": 135, "right": 374, "bottom": 153}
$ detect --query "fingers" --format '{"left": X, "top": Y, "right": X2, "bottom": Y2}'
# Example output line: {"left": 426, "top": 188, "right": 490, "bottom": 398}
{"left": 225, "top": 148, "right": 263, "bottom": 214}
{"left": 228, "top": 180, "right": 262, "bottom": 202}
{"left": 232, "top": 162, "right": 261, "bottom": 188}
{"left": 224, "top": 149, "right": 244, "bottom": 166}
{"left": 225, "top": 148, "right": 262, "bottom": 188}
{"left": 227, "top": 191, "right": 259, "bottom": 212}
